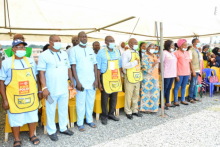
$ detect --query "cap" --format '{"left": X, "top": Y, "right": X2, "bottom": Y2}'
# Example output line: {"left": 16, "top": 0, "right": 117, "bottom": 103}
{"left": 12, "top": 39, "right": 27, "bottom": 47}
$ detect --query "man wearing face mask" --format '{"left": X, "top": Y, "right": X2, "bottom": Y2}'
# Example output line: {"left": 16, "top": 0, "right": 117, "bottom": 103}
{"left": 122, "top": 38, "right": 143, "bottom": 120}
{"left": 188, "top": 38, "right": 202, "bottom": 103}
{"left": 0, "top": 39, "right": 41, "bottom": 146}
{"left": 4, "top": 34, "right": 33, "bottom": 59}
{"left": 38, "top": 35, "right": 74, "bottom": 141}
{"left": 69, "top": 31, "right": 98, "bottom": 131}
{"left": 96, "top": 36, "right": 122, "bottom": 125}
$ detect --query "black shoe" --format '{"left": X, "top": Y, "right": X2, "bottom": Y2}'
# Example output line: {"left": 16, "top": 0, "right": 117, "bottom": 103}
{"left": 60, "top": 129, "right": 74, "bottom": 136}
{"left": 132, "top": 112, "right": 143, "bottom": 117}
{"left": 49, "top": 133, "right": 58, "bottom": 141}
{"left": 126, "top": 114, "right": 133, "bottom": 120}
{"left": 165, "top": 106, "right": 169, "bottom": 110}
{"left": 101, "top": 119, "right": 107, "bottom": 125}
{"left": 108, "top": 115, "right": 120, "bottom": 121}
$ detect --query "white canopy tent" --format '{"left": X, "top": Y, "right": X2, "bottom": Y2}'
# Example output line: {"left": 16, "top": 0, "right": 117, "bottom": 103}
{"left": 0, "top": 0, "right": 220, "bottom": 43}
{"left": 1, "top": 0, "right": 220, "bottom": 116}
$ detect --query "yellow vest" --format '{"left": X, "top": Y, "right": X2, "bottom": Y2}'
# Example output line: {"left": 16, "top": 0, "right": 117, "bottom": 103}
{"left": 102, "top": 48, "right": 122, "bottom": 94}
{"left": 126, "top": 49, "right": 143, "bottom": 83}
{"left": 6, "top": 55, "right": 39, "bottom": 113}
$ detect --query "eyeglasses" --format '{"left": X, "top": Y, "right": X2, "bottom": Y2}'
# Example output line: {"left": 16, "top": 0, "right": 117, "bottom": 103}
{"left": 72, "top": 40, "right": 78, "bottom": 42}
{"left": 15, "top": 46, "right": 26, "bottom": 50}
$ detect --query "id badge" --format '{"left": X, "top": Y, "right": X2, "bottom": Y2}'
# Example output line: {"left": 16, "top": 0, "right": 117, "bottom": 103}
{"left": 109, "top": 62, "right": 115, "bottom": 70}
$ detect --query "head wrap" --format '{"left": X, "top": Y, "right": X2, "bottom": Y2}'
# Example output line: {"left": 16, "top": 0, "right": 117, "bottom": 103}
{"left": 145, "top": 42, "right": 151, "bottom": 49}
{"left": 177, "top": 39, "right": 187, "bottom": 48}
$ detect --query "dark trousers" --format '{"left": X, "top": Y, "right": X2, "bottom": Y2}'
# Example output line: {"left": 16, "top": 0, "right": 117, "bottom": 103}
{"left": 100, "top": 74, "right": 118, "bottom": 120}
{"left": 164, "top": 78, "right": 174, "bottom": 103}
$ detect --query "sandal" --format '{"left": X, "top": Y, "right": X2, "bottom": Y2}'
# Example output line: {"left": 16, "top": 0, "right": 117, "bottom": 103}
{"left": 87, "top": 122, "right": 96, "bottom": 128}
{"left": 14, "top": 141, "right": 21, "bottom": 147}
{"left": 30, "top": 135, "right": 40, "bottom": 145}
{"left": 194, "top": 98, "right": 201, "bottom": 102}
{"left": 78, "top": 125, "right": 85, "bottom": 132}
{"left": 189, "top": 99, "right": 196, "bottom": 103}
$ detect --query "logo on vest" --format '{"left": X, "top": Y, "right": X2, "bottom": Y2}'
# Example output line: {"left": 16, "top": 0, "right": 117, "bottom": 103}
{"left": 135, "top": 64, "right": 140, "bottom": 71}
{"left": 134, "top": 73, "right": 141, "bottom": 79}
{"left": 19, "top": 81, "right": 30, "bottom": 94}
{"left": 18, "top": 97, "right": 31, "bottom": 104}
{"left": 111, "top": 69, "right": 118, "bottom": 79}
{"left": 111, "top": 82, "right": 119, "bottom": 88}
{"left": 26, "top": 71, "right": 31, "bottom": 77}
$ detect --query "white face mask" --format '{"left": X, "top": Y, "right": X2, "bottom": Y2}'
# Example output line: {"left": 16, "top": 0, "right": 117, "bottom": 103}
{"left": 183, "top": 48, "right": 187, "bottom": 51}
{"left": 170, "top": 48, "right": 174, "bottom": 52}
{"left": 149, "top": 49, "right": 155, "bottom": 54}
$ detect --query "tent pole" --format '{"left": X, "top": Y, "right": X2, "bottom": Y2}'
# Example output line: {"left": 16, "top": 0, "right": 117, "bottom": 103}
{"left": 160, "top": 22, "right": 165, "bottom": 117}
{"left": 6, "top": 0, "right": 12, "bottom": 36}
{"left": 209, "top": 37, "right": 213, "bottom": 50}
{"left": 155, "top": 22, "right": 159, "bottom": 46}
{"left": 4, "top": 0, "right": 7, "bottom": 28}
{"left": 127, "top": 18, "right": 140, "bottom": 42}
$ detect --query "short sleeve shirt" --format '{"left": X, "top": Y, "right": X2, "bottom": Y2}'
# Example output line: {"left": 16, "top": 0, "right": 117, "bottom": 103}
{"left": 68, "top": 45, "right": 97, "bottom": 89}
{"left": 174, "top": 50, "right": 191, "bottom": 76}
{"left": 158, "top": 50, "right": 177, "bottom": 78}
{"left": 37, "top": 49, "right": 70, "bottom": 96}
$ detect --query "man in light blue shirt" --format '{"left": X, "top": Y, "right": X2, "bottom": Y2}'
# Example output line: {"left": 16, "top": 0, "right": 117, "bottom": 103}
{"left": 37, "top": 35, "right": 75, "bottom": 141}
{"left": 93, "top": 41, "right": 100, "bottom": 59}
{"left": 69, "top": 31, "right": 98, "bottom": 132}
{"left": 96, "top": 36, "right": 122, "bottom": 125}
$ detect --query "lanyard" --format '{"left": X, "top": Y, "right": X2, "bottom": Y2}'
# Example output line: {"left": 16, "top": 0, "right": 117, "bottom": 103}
{"left": 105, "top": 47, "right": 118, "bottom": 61}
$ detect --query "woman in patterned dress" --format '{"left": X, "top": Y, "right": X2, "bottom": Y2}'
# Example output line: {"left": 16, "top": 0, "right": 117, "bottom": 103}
{"left": 138, "top": 43, "right": 159, "bottom": 113}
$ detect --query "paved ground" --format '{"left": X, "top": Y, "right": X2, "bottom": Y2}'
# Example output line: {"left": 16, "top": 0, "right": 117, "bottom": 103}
{"left": 0, "top": 94, "right": 220, "bottom": 147}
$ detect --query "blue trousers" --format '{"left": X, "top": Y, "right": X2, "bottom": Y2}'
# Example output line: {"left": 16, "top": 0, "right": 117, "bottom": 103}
{"left": 189, "top": 73, "right": 199, "bottom": 99}
{"left": 164, "top": 78, "right": 174, "bottom": 103}
{"left": 173, "top": 75, "right": 189, "bottom": 102}
{"left": 45, "top": 93, "right": 69, "bottom": 135}
{"left": 75, "top": 89, "right": 96, "bottom": 126}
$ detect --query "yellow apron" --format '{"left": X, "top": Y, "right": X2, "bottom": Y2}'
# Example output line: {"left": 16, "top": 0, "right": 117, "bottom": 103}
{"left": 6, "top": 55, "right": 39, "bottom": 113}
{"left": 102, "top": 47, "right": 122, "bottom": 94}
{"left": 126, "top": 49, "right": 143, "bottom": 83}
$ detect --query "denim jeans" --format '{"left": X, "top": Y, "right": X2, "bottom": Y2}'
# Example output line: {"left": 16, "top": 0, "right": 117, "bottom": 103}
{"left": 173, "top": 75, "right": 190, "bottom": 102}
{"left": 164, "top": 78, "right": 174, "bottom": 103}
{"left": 189, "top": 73, "right": 199, "bottom": 99}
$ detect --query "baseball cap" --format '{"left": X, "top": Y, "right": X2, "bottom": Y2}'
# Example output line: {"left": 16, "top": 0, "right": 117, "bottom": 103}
{"left": 12, "top": 39, "right": 27, "bottom": 47}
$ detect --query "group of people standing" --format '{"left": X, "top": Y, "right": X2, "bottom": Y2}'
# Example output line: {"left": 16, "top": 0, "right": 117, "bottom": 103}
{"left": 0, "top": 32, "right": 205, "bottom": 147}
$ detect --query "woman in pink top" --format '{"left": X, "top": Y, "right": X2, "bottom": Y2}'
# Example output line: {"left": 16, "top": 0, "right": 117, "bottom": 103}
{"left": 159, "top": 40, "right": 177, "bottom": 108}
{"left": 173, "top": 39, "right": 191, "bottom": 105}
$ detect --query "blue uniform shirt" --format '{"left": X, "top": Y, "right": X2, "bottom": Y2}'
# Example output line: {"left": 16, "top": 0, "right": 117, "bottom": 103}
{"left": 96, "top": 47, "right": 122, "bottom": 74}
{"left": 0, "top": 57, "right": 38, "bottom": 85}
{"left": 69, "top": 45, "right": 96, "bottom": 89}
{"left": 37, "top": 49, "right": 70, "bottom": 96}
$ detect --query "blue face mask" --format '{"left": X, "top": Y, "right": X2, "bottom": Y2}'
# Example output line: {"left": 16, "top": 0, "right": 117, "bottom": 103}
{"left": 142, "top": 49, "right": 146, "bottom": 53}
{"left": 53, "top": 42, "right": 61, "bottom": 50}
{"left": 15, "top": 50, "right": 26, "bottom": 58}
{"left": 80, "top": 41, "right": 87, "bottom": 46}
{"left": 196, "top": 43, "right": 201, "bottom": 48}
{"left": 154, "top": 50, "right": 159, "bottom": 53}
{"left": 133, "top": 45, "right": 138, "bottom": 50}
{"left": 108, "top": 43, "right": 115, "bottom": 49}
